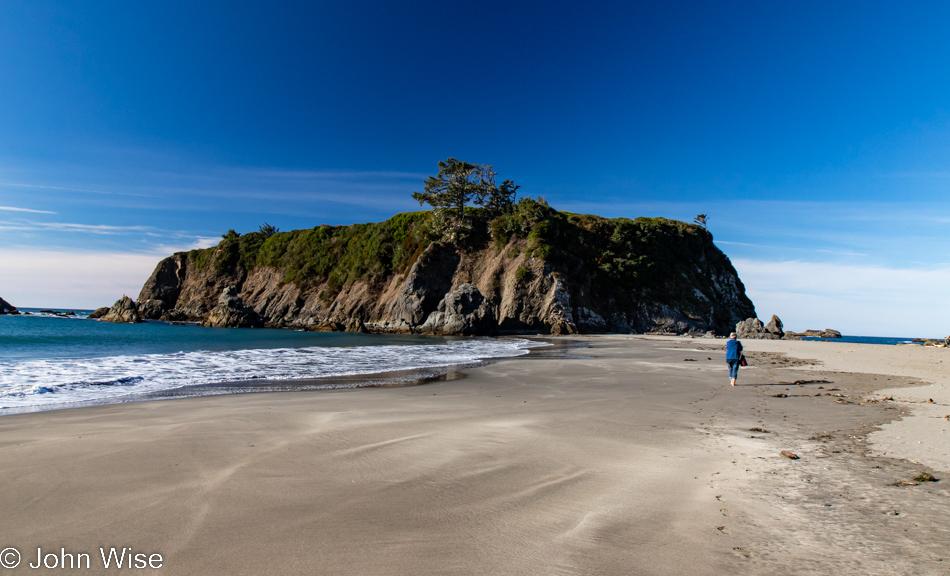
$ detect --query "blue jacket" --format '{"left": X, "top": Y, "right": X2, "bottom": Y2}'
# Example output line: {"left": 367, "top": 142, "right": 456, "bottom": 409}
{"left": 726, "top": 338, "right": 743, "bottom": 360}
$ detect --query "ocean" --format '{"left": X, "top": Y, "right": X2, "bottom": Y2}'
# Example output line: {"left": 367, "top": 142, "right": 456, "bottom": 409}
{"left": 799, "top": 335, "right": 927, "bottom": 345}
{"left": 0, "top": 308, "right": 543, "bottom": 413}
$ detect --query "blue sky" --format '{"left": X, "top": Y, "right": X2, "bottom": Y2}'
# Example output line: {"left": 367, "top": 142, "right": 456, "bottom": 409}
{"left": 1, "top": 1, "right": 948, "bottom": 336}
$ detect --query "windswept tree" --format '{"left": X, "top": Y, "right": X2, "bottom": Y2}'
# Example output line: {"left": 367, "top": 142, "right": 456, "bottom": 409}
{"left": 411, "top": 158, "right": 520, "bottom": 229}
{"left": 258, "top": 222, "right": 279, "bottom": 237}
{"left": 412, "top": 158, "right": 480, "bottom": 226}
{"left": 693, "top": 214, "right": 709, "bottom": 229}
{"left": 473, "top": 164, "right": 520, "bottom": 215}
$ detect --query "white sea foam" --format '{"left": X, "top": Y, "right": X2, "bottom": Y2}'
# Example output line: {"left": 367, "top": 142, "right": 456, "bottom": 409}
{"left": 0, "top": 338, "right": 541, "bottom": 410}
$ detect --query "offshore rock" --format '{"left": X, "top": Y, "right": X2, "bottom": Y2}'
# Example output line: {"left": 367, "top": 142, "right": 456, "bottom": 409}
{"left": 786, "top": 328, "right": 842, "bottom": 339}
{"left": 0, "top": 296, "right": 19, "bottom": 315}
{"left": 100, "top": 296, "right": 142, "bottom": 324}
{"left": 202, "top": 286, "right": 262, "bottom": 328}
{"left": 88, "top": 307, "right": 110, "bottom": 319}
{"left": 764, "top": 315, "right": 784, "bottom": 338}
{"left": 736, "top": 315, "right": 784, "bottom": 339}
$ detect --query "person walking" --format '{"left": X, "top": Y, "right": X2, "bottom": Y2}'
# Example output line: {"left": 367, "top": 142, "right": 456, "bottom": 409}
{"left": 726, "top": 332, "right": 743, "bottom": 387}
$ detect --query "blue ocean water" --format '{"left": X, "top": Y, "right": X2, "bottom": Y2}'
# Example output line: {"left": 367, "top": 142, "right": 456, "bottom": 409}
{"left": 800, "top": 335, "right": 926, "bottom": 346}
{"left": 0, "top": 309, "right": 541, "bottom": 412}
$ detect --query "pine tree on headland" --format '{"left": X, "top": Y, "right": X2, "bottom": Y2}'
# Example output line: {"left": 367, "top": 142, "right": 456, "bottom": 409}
{"left": 693, "top": 214, "right": 709, "bottom": 229}
{"left": 412, "top": 158, "right": 480, "bottom": 227}
{"left": 412, "top": 158, "right": 520, "bottom": 230}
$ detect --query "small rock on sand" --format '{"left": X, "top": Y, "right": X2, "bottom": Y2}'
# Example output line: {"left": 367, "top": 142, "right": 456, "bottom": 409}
{"left": 780, "top": 450, "right": 800, "bottom": 460}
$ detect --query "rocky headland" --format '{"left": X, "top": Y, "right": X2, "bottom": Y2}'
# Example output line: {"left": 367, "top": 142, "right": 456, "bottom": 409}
{"left": 0, "top": 296, "right": 19, "bottom": 315}
{"left": 109, "top": 202, "right": 757, "bottom": 335}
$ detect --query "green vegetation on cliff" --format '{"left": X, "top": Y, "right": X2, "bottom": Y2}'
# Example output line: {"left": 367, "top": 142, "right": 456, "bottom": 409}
{"left": 185, "top": 197, "right": 742, "bottom": 319}
{"left": 188, "top": 211, "right": 435, "bottom": 290}
{"left": 487, "top": 198, "right": 739, "bottom": 323}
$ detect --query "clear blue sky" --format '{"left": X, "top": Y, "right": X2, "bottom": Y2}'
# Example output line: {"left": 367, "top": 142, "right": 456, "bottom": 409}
{"left": 1, "top": 1, "right": 948, "bottom": 336}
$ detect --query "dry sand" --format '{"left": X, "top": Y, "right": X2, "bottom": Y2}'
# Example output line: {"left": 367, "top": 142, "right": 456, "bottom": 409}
{"left": 0, "top": 336, "right": 947, "bottom": 575}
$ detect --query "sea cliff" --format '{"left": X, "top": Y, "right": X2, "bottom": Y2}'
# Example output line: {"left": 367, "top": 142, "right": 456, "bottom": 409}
{"left": 135, "top": 202, "right": 755, "bottom": 335}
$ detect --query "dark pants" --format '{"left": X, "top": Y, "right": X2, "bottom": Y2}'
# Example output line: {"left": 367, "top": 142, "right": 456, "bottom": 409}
{"left": 727, "top": 359, "right": 740, "bottom": 379}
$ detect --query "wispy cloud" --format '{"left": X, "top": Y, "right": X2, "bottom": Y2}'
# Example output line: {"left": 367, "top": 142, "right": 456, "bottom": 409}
{"left": 0, "top": 163, "right": 426, "bottom": 215}
{"left": 0, "top": 220, "right": 154, "bottom": 234}
{"left": 0, "top": 181, "right": 148, "bottom": 197}
{"left": 717, "top": 240, "right": 867, "bottom": 257}
{"left": 0, "top": 205, "right": 56, "bottom": 214}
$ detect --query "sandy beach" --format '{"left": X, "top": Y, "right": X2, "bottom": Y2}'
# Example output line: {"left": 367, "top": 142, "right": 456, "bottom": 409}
{"left": 1, "top": 336, "right": 947, "bottom": 575}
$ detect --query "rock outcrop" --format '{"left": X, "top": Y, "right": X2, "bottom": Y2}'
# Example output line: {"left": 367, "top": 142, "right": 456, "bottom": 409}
{"left": 387, "top": 243, "right": 460, "bottom": 332}
{"left": 0, "top": 296, "right": 19, "bottom": 315}
{"left": 420, "top": 283, "right": 493, "bottom": 335}
{"left": 785, "top": 329, "right": 842, "bottom": 340}
{"left": 134, "top": 211, "right": 756, "bottom": 335}
{"left": 100, "top": 296, "right": 142, "bottom": 324}
{"left": 736, "top": 315, "right": 785, "bottom": 339}
{"left": 88, "top": 307, "right": 110, "bottom": 319}
{"left": 201, "top": 286, "right": 263, "bottom": 328}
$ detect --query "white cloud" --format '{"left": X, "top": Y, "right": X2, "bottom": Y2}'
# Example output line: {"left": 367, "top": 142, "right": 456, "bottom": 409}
{"left": 0, "top": 205, "right": 56, "bottom": 214}
{"left": 732, "top": 258, "right": 950, "bottom": 338}
{"left": 151, "top": 236, "right": 219, "bottom": 254}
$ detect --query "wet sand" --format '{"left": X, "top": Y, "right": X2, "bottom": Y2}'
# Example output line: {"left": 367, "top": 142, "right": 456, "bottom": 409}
{"left": 0, "top": 336, "right": 947, "bottom": 575}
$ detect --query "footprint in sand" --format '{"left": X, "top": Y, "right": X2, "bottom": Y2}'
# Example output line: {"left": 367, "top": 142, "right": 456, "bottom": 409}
{"left": 733, "top": 547, "right": 754, "bottom": 559}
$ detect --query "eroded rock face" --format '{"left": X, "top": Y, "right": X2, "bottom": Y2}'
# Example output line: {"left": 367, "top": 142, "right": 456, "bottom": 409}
{"left": 137, "top": 299, "right": 165, "bottom": 320}
{"left": 0, "top": 296, "right": 19, "bottom": 315}
{"left": 387, "top": 243, "right": 460, "bottom": 332}
{"left": 576, "top": 307, "right": 607, "bottom": 333}
{"left": 420, "top": 284, "right": 493, "bottom": 335}
{"left": 100, "top": 296, "right": 142, "bottom": 324}
{"left": 201, "top": 286, "right": 262, "bottom": 328}
{"left": 138, "top": 254, "right": 186, "bottom": 311}
{"left": 542, "top": 278, "right": 576, "bottom": 335}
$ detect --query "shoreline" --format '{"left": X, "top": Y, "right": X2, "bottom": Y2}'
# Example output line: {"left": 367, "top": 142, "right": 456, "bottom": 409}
{"left": 0, "top": 335, "right": 574, "bottom": 417}
{"left": 0, "top": 335, "right": 946, "bottom": 574}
